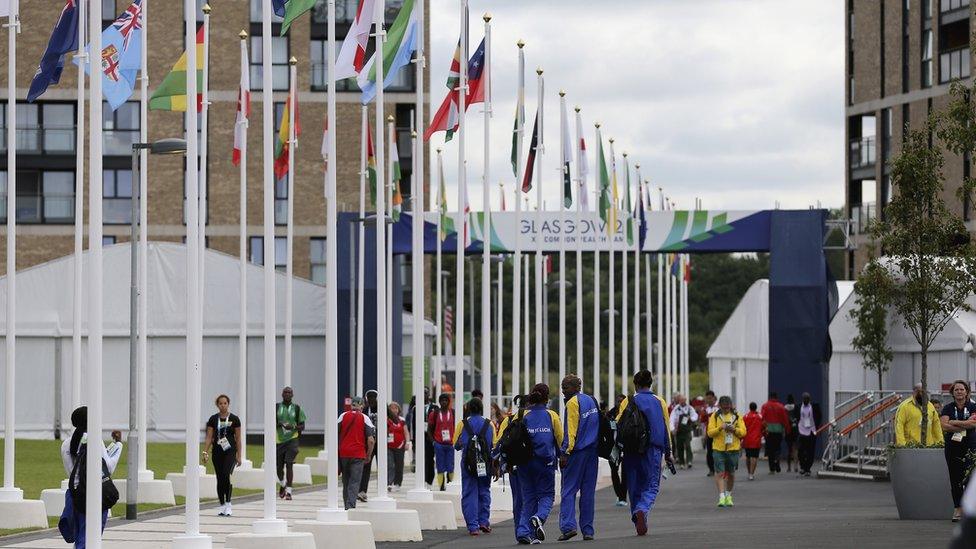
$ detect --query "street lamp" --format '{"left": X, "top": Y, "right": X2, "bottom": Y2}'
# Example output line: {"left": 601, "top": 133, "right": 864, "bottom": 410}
{"left": 127, "top": 138, "right": 187, "bottom": 519}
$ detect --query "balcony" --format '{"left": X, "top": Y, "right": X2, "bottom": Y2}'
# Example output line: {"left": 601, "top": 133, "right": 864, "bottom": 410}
{"left": 941, "top": 0, "right": 970, "bottom": 13}
{"left": 850, "top": 202, "right": 877, "bottom": 236}
{"left": 0, "top": 127, "right": 76, "bottom": 154}
{"left": 940, "top": 47, "right": 971, "bottom": 83}
{"left": 850, "top": 137, "right": 876, "bottom": 170}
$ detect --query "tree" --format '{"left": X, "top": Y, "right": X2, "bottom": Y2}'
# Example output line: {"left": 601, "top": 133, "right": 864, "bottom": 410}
{"left": 871, "top": 84, "right": 976, "bottom": 445}
{"left": 849, "top": 257, "right": 893, "bottom": 390}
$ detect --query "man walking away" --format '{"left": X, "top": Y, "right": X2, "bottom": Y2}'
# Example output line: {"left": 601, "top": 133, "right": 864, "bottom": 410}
{"left": 407, "top": 388, "right": 438, "bottom": 489}
{"left": 742, "top": 402, "right": 763, "bottom": 480}
{"left": 558, "top": 375, "right": 600, "bottom": 541}
{"left": 276, "top": 387, "right": 306, "bottom": 500}
{"left": 616, "top": 370, "right": 672, "bottom": 537}
{"left": 701, "top": 391, "right": 718, "bottom": 476}
{"left": 357, "top": 389, "right": 379, "bottom": 502}
{"left": 338, "top": 397, "right": 376, "bottom": 510}
{"left": 608, "top": 395, "right": 629, "bottom": 507}
{"left": 669, "top": 394, "right": 698, "bottom": 469}
{"left": 796, "top": 392, "right": 822, "bottom": 476}
{"left": 494, "top": 395, "right": 526, "bottom": 544}
{"left": 707, "top": 396, "right": 746, "bottom": 507}
{"left": 760, "top": 392, "right": 790, "bottom": 474}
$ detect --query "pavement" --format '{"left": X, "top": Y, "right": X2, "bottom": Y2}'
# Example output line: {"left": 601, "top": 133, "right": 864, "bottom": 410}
{"left": 0, "top": 453, "right": 958, "bottom": 548}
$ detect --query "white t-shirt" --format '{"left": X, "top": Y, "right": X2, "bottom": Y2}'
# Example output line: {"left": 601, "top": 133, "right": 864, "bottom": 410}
{"left": 60, "top": 433, "right": 123, "bottom": 479}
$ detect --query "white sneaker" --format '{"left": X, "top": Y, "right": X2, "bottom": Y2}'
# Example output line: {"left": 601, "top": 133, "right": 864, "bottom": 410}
{"left": 225, "top": 502, "right": 233, "bottom": 516}
{"left": 217, "top": 503, "right": 227, "bottom": 516}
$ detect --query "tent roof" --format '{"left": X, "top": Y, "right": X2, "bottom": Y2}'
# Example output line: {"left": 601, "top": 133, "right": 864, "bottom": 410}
{"left": 0, "top": 242, "right": 326, "bottom": 337}
{"left": 402, "top": 311, "right": 437, "bottom": 337}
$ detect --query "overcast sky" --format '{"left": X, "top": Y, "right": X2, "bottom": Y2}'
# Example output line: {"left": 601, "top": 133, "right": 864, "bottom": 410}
{"left": 423, "top": 0, "right": 844, "bottom": 213}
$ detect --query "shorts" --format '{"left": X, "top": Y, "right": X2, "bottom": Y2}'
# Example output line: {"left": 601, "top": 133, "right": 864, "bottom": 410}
{"left": 277, "top": 438, "right": 300, "bottom": 464}
{"left": 744, "top": 448, "right": 760, "bottom": 459}
{"left": 712, "top": 450, "right": 740, "bottom": 473}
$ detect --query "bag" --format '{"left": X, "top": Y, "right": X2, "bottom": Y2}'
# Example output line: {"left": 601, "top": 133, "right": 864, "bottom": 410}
{"left": 462, "top": 419, "right": 492, "bottom": 478}
{"left": 57, "top": 490, "right": 76, "bottom": 543}
{"left": 616, "top": 399, "right": 649, "bottom": 455}
{"left": 597, "top": 411, "right": 615, "bottom": 460}
{"left": 497, "top": 410, "right": 534, "bottom": 467}
{"left": 68, "top": 444, "right": 120, "bottom": 513}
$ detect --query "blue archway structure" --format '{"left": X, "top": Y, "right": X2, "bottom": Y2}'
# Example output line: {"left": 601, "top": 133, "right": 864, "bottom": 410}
{"left": 337, "top": 209, "right": 836, "bottom": 417}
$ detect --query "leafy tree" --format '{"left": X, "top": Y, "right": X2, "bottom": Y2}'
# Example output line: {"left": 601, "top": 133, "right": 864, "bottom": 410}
{"left": 849, "top": 257, "right": 893, "bottom": 390}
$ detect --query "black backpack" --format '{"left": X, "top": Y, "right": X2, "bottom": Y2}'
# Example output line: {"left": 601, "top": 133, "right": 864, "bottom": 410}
{"left": 68, "top": 444, "right": 120, "bottom": 513}
{"left": 462, "top": 419, "right": 492, "bottom": 478}
{"left": 597, "top": 411, "right": 615, "bottom": 460}
{"left": 497, "top": 409, "right": 534, "bottom": 467}
{"left": 616, "top": 398, "right": 650, "bottom": 455}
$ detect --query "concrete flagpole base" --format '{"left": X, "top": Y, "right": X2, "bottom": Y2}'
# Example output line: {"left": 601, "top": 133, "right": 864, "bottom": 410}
{"left": 293, "top": 519, "right": 376, "bottom": 549}
{"left": 0, "top": 488, "right": 48, "bottom": 529}
{"left": 290, "top": 463, "right": 314, "bottom": 485}
{"left": 225, "top": 527, "right": 315, "bottom": 549}
{"left": 109, "top": 478, "right": 175, "bottom": 504}
{"left": 303, "top": 450, "right": 329, "bottom": 477}
{"left": 394, "top": 493, "right": 456, "bottom": 530}
{"left": 489, "top": 484, "right": 514, "bottom": 511}
{"left": 237, "top": 459, "right": 254, "bottom": 470}
{"left": 138, "top": 469, "right": 157, "bottom": 482}
{"left": 347, "top": 508, "right": 423, "bottom": 542}
{"left": 166, "top": 465, "right": 218, "bottom": 499}
{"left": 172, "top": 534, "right": 213, "bottom": 549}
{"left": 431, "top": 491, "right": 463, "bottom": 522}
{"left": 315, "top": 508, "right": 349, "bottom": 522}
{"left": 230, "top": 467, "right": 268, "bottom": 490}
{"left": 598, "top": 459, "right": 613, "bottom": 478}
{"left": 41, "top": 488, "right": 118, "bottom": 518}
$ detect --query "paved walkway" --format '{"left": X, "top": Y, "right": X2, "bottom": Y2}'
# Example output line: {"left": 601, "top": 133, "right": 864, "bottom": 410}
{"left": 0, "top": 453, "right": 957, "bottom": 548}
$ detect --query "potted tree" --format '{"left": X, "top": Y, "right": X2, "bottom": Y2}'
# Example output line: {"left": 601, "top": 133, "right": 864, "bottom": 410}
{"left": 867, "top": 84, "right": 976, "bottom": 519}
{"left": 849, "top": 257, "right": 893, "bottom": 391}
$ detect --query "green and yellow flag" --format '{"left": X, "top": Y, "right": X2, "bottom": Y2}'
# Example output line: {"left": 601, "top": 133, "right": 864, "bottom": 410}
{"left": 596, "top": 128, "right": 612, "bottom": 234}
{"left": 366, "top": 125, "right": 377, "bottom": 207}
{"left": 390, "top": 132, "right": 403, "bottom": 221}
{"left": 280, "top": 0, "right": 317, "bottom": 36}
{"left": 149, "top": 26, "right": 205, "bottom": 112}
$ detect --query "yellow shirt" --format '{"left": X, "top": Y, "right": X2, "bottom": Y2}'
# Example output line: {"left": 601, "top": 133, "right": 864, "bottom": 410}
{"left": 706, "top": 411, "right": 747, "bottom": 452}
{"left": 894, "top": 397, "right": 943, "bottom": 446}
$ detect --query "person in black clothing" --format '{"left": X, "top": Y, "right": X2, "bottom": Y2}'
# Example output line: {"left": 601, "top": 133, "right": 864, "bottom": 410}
{"left": 784, "top": 394, "right": 799, "bottom": 473}
{"left": 940, "top": 380, "right": 976, "bottom": 522}
{"left": 358, "top": 389, "right": 380, "bottom": 501}
{"left": 607, "top": 394, "right": 628, "bottom": 507}
{"left": 203, "top": 394, "right": 242, "bottom": 516}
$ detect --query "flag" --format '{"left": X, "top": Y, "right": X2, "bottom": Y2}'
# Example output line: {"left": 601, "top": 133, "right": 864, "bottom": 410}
{"left": 149, "top": 25, "right": 204, "bottom": 111}
{"left": 358, "top": 0, "right": 418, "bottom": 104}
{"left": 93, "top": 0, "right": 144, "bottom": 111}
{"left": 232, "top": 37, "right": 251, "bottom": 166}
{"left": 499, "top": 183, "right": 507, "bottom": 212}
{"left": 366, "top": 125, "right": 377, "bottom": 207}
{"left": 272, "top": 0, "right": 286, "bottom": 17}
{"left": 0, "top": 1, "right": 10, "bottom": 17}
{"left": 684, "top": 256, "right": 692, "bottom": 283}
{"left": 274, "top": 84, "right": 300, "bottom": 181}
{"left": 445, "top": 41, "right": 461, "bottom": 91}
{"left": 321, "top": 115, "right": 329, "bottom": 168}
{"left": 335, "top": 0, "right": 376, "bottom": 80}
{"left": 521, "top": 112, "right": 539, "bottom": 193}
{"left": 424, "top": 38, "right": 487, "bottom": 142}
{"left": 438, "top": 153, "right": 451, "bottom": 241}
{"left": 576, "top": 110, "right": 589, "bottom": 211}
{"left": 27, "top": 0, "right": 79, "bottom": 103}
{"left": 510, "top": 47, "right": 525, "bottom": 178}
{"left": 390, "top": 129, "right": 403, "bottom": 221}
{"left": 596, "top": 128, "right": 612, "bottom": 229}
{"left": 280, "top": 0, "right": 316, "bottom": 36}
{"left": 624, "top": 157, "right": 633, "bottom": 245}
{"left": 670, "top": 254, "right": 680, "bottom": 277}
{"left": 560, "top": 97, "right": 572, "bottom": 209}
{"left": 610, "top": 148, "right": 619, "bottom": 237}
{"left": 637, "top": 180, "right": 647, "bottom": 250}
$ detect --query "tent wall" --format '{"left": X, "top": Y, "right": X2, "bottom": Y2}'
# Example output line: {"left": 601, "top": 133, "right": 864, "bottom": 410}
{"left": 708, "top": 357, "right": 768, "bottom": 412}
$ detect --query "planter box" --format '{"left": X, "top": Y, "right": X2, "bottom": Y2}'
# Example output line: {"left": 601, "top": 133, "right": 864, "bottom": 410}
{"left": 889, "top": 447, "right": 954, "bottom": 520}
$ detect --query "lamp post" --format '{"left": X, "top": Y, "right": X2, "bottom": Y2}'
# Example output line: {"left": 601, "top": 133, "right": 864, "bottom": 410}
{"left": 128, "top": 138, "right": 187, "bottom": 520}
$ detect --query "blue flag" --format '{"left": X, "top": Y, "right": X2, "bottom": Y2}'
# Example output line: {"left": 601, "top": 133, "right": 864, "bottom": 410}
{"left": 637, "top": 182, "right": 647, "bottom": 251}
{"left": 27, "top": 0, "right": 79, "bottom": 103}
{"left": 272, "top": 0, "right": 286, "bottom": 17}
{"left": 79, "top": 0, "right": 143, "bottom": 111}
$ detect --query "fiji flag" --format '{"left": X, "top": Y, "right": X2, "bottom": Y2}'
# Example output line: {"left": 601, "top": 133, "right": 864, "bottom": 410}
{"left": 86, "top": 0, "right": 143, "bottom": 111}
{"left": 27, "top": 0, "right": 79, "bottom": 103}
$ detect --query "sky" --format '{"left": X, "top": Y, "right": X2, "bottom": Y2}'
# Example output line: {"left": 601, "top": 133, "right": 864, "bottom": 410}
{"left": 423, "top": 0, "right": 845, "bottom": 213}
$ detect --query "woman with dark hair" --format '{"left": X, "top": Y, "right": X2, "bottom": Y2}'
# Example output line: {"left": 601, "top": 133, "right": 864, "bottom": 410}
{"left": 514, "top": 383, "right": 563, "bottom": 544}
{"left": 453, "top": 397, "right": 495, "bottom": 535}
{"left": 940, "top": 380, "right": 976, "bottom": 522}
{"left": 203, "top": 394, "right": 242, "bottom": 516}
{"left": 608, "top": 394, "right": 628, "bottom": 507}
{"left": 387, "top": 401, "right": 410, "bottom": 492}
{"left": 59, "top": 406, "right": 123, "bottom": 548}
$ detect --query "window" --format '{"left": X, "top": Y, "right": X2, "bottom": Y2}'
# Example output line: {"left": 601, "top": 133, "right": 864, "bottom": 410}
{"left": 0, "top": 171, "right": 75, "bottom": 224}
{"left": 43, "top": 104, "right": 74, "bottom": 153}
{"left": 102, "top": 0, "right": 117, "bottom": 25}
{"left": 249, "top": 236, "right": 287, "bottom": 270}
{"left": 43, "top": 172, "right": 74, "bottom": 222}
{"left": 250, "top": 35, "right": 290, "bottom": 91}
{"left": 0, "top": 102, "right": 77, "bottom": 154}
{"left": 922, "top": 30, "right": 933, "bottom": 88}
{"left": 250, "top": 0, "right": 284, "bottom": 23}
{"left": 103, "top": 101, "right": 140, "bottom": 155}
{"left": 103, "top": 169, "right": 132, "bottom": 224}
{"left": 309, "top": 38, "right": 356, "bottom": 91}
{"left": 941, "top": 0, "right": 970, "bottom": 12}
{"left": 940, "top": 48, "right": 971, "bottom": 82}
{"left": 310, "top": 238, "right": 326, "bottom": 284}
{"left": 102, "top": 236, "right": 117, "bottom": 245}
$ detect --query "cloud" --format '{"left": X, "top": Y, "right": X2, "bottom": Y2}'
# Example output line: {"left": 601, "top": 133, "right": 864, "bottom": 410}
{"left": 423, "top": 0, "right": 844, "bottom": 213}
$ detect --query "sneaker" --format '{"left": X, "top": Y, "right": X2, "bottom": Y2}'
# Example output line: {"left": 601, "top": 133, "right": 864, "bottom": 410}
{"left": 530, "top": 540, "right": 542, "bottom": 545}
{"left": 279, "top": 486, "right": 287, "bottom": 498}
{"left": 634, "top": 510, "right": 647, "bottom": 536}
{"left": 583, "top": 535, "right": 594, "bottom": 541}
{"left": 530, "top": 516, "right": 546, "bottom": 541}
{"left": 357, "top": 492, "right": 368, "bottom": 503}
{"left": 284, "top": 492, "right": 293, "bottom": 501}
{"left": 557, "top": 531, "right": 577, "bottom": 541}
{"left": 224, "top": 502, "right": 233, "bottom": 516}
{"left": 615, "top": 500, "right": 627, "bottom": 507}
{"left": 725, "top": 494, "right": 734, "bottom": 507}
{"left": 217, "top": 503, "right": 227, "bottom": 516}
{"left": 517, "top": 537, "right": 532, "bottom": 545}
{"left": 748, "top": 475, "right": 754, "bottom": 481}
{"left": 706, "top": 471, "right": 714, "bottom": 477}
{"left": 717, "top": 495, "right": 727, "bottom": 507}
{"left": 479, "top": 525, "right": 491, "bottom": 534}
{"left": 468, "top": 531, "right": 479, "bottom": 536}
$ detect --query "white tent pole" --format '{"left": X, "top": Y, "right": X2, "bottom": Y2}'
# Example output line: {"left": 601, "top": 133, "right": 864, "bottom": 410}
{"left": 284, "top": 59, "right": 296, "bottom": 388}
{"left": 656, "top": 191, "right": 664, "bottom": 395}
{"left": 510, "top": 41, "right": 524, "bottom": 405}
{"left": 682, "top": 254, "right": 690, "bottom": 397}
{"left": 137, "top": 0, "right": 151, "bottom": 476}
{"left": 645, "top": 205, "right": 653, "bottom": 384}
{"left": 670, "top": 252, "right": 678, "bottom": 399}
{"left": 237, "top": 30, "right": 249, "bottom": 469}
{"left": 1, "top": 0, "right": 17, "bottom": 501}
{"left": 356, "top": 106, "right": 367, "bottom": 396}
{"left": 480, "top": 13, "right": 492, "bottom": 407}
{"left": 72, "top": 0, "right": 85, "bottom": 411}
{"left": 496, "top": 239, "right": 504, "bottom": 407}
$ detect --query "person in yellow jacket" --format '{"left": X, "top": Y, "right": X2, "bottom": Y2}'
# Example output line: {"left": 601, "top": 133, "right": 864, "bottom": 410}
{"left": 895, "top": 384, "right": 944, "bottom": 446}
{"left": 706, "top": 396, "right": 747, "bottom": 508}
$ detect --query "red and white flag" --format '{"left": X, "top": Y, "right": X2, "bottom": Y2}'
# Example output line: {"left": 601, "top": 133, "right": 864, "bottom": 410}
{"left": 575, "top": 108, "right": 589, "bottom": 210}
{"left": 232, "top": 37, "right": 250, "bottom": 166}
{"left": 335, "top": 0, "right": 376, "bottom": 80}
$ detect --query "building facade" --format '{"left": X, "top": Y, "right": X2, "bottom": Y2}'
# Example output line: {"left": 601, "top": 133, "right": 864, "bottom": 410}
{"left": 846, "top": 0, "right": 972, "bottom": 277}
{"left": 0, "top": 0, "right": 428, "bottom": 290}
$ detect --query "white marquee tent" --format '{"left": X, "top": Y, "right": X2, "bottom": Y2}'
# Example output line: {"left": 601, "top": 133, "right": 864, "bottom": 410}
{"left": 708, "top": 279, "right": 855, "bottom": 411}
{"left": 0, "top": 242, "right": 331, "bottom": 440}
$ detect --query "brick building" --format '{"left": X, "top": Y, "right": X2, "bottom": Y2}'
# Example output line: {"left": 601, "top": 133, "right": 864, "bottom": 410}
{"left": 0, "top": 0, "right": 428, "bottom": 287}
{"left": 845, "top": 0, "right": 972, "bottom": 277}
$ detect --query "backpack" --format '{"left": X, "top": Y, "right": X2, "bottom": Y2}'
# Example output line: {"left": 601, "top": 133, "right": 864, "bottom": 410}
{"left": 597, "top": 411, "right": 615, "bottom": 460}
{"left": 616, "top": 399, "right": 650, "bottom": 455}
{"left": 462, "top": 419, "right": 492, "bottom": 478}
{"left": 497, "top": 409, "right": 534, "bottom": 467}
{"left": 68, "top": 444, "right": 119, "bottom": 514}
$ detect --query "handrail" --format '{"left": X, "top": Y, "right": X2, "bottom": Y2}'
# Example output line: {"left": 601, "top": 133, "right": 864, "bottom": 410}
{"left": 865, "top": 418, "right": 892, "bottom": 439}
{"left": 839, "top": 395, "right": 900, "bottom": 436}
{"left": 816, "top": 395, "right": 871, "bottom": 436}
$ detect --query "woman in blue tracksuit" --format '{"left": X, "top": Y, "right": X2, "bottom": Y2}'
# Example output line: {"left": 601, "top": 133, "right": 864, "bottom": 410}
{"left": 493, "top": 395, "right": 525, "bottom": 543}
{"left": 453, "top": 397, "right": 495, "bottom": 535}
{"left": 516, "top": 383, "right": 564, "bottom": 545}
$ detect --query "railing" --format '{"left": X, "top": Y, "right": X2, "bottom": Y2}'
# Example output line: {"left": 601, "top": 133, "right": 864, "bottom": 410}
{"left": 850, "top": 202, "right": 877, "bottom": 235}
{"left": 850, "top": 137, "right": 876, "bottom": 169}
{"left": 941, "top": 0, "right": 969, "bottom": 12}
{"left": 0, "top": 127, "right": 136, "bottom": 155}
{"left": 940, "top": 47, "right": 971, "bottom": 83}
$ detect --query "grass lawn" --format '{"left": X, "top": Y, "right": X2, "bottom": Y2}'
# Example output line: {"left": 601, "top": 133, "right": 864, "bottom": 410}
{"left": 0, "top": 439, "right": 325, "bottom": 538}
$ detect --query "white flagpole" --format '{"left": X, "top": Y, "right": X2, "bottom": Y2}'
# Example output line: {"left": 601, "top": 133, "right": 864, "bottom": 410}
{"left": 621, "top": 152, "right": 629, "bottom": 397}
{"left": 199, "top": 6, "right": 211, "bottom": 373}
{"left": 522, "top": 231, "right": 530, "bottom": 396}
{"left": 480, "top": 14, "right": 492, "bottom": 406}
{"left": 409, "top": 0, "right": 429, "bottom": 500}
{"left": 137, "top": 0, "right": 151, "bottom": 477}
{"left": 435, "top": 149, "right": 444, "bottom": 397}
{"left": 284, "top": 59, "right": 296, "bottom": 388}
{"left": 385, "top": 115, "right": 394, "bottom": 422}
{"left": 682, "top": 254, "right": 690, "bottom": 397}
{"left": 632, "top": 165, "right": 641, "bottom": 388}
{"left": 495, "top": 183, "right": 504, "bottom": 406}
{"left": 72, "top": 0, "right": 86, "bottom": 410}
{"left": 1, "top": 0, "right": 17, "bottom": 503}
{"left": 453, "top": 0, "right": 469, "bottom": 485}
{"left": 574, "top": 108, "right": 583, "bottom": 382}
{"left": 656, "top": 190, "right": 664, "bottom": 395}
{"left": 237, "top": 30, "right": 250, "bottom": 469}
{"left": 373, "top": 0, "right": 392, "bottom": 504}
{"left": 557, "top": 91, "right": 568, "bottom": 413}
{"left": 511, "top": 41, "right": 524, "bottom": 404}
{"left": 607, "top": 139, "right": 616, "bottom": 402}
{"left": 644, "top": 184, "right": 653, "bottom": 384}
{"left": 356, "top": 106, "right": 367, "bottom": 396}
{"left": 592, "top": 125, "right": 601, "bottom": 405}
{"left": 670, "top": 250, "right": 678, "bottom": 400}
{"left": 533, "top": 68, "right": 544, "bottom": 385}
{"left": 665, "top": 252, "right": 672, "bottom": 400}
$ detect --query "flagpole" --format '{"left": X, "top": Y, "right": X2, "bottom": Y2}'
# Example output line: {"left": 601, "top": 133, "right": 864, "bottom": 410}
{"left": 496, "top": 182, "right": 504, "bottom": 407}
{"left": 480, "top": 13, "right": 492, "bottom": 407}
{"left": 408, "top": 0, "right": 430, "bottom": 501}
{"left": 665, "top": 250, "right": 673, "bottom": 400}
{"left": 607, "top": 139, "right": 616, "bottom": 403}
{"left": 199, "top": 5, "right": 211, "bottom": 382}
{"left": 284, "top": 58, "right": 296, "bottom": 388}
{"left": 435, "top": 149, "right": 444, "bottom": 398}
{"left": 682, "top": 254, "right": 689, "bottom": 397}
{"left": 137, "top": 0, "right": 151, "bottom": 478}
{"left": 557, "top": 91, "right": 568, "bottom": 414}
{"left": 385, "top": 115, "right": 394, "bottom": 421}
{"left": 511, "top": 40, "right": 524, "bottom": 405}
{"left": 670, "top": 247, "right": 678, "bottom": 400}
{"left": 522, "top": 238, "right": 530, "bottom": 396}
{"left": 656, "top": 189, "right": 664, "bottom": 396}
{"left": 237, "top": 30, "right": 250, "bottom": 469}
{"left": 356, "top": 106, "right": 367, "bottom": 397}
{"left": 453, "top": 0, "right": 469, "bottom": 486}
{"left": 632, "top": 165, "right": 641, "bottom": 387}
{"left": 644, "top": 183, "right": 653, "bottom": 384}
{"left": 533, "top": 67, "right": 543, "bottom": 386}
{"left": 72, "top": 0, "right": 86, "bottom": 411}
{"left": 592, "top": 124, "right": 601, "bottom": 405}
{"left": 621, "top": 152, "right": 629, "bottom": 398}
{"left": 573, "top": 107, "right": 583, "bottom": 382}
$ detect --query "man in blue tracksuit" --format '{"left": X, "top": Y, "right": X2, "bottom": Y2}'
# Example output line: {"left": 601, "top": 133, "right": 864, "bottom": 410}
{"left": 558, "top": 374, "right": 600, "bottom": 541}
{"left": 616, "top": 370, "right": 672, "bottom": 536}
{"left": 493, "top": 396, "right": 525, "bottom": 543}
{"left": 453, "top": 397, "right": 495, "bottom": 535}
{"left": 516, "top": 383, "right": 564, "bottom": 545}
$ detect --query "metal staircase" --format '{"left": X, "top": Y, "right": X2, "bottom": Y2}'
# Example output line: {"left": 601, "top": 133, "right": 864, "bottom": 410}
{"left": 818, "top": 391, "right": 907, "bottom": 481}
